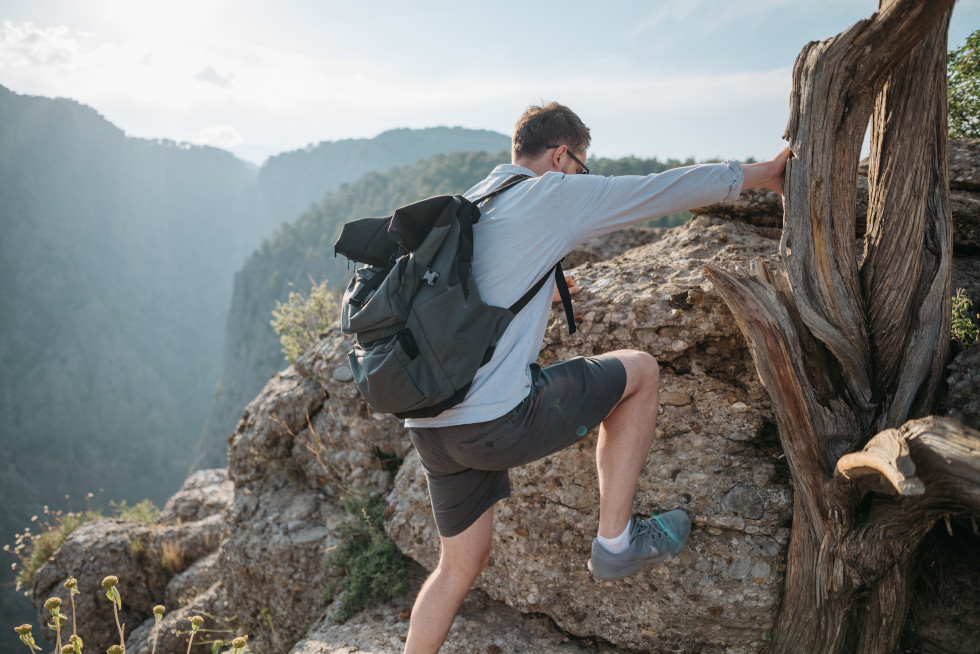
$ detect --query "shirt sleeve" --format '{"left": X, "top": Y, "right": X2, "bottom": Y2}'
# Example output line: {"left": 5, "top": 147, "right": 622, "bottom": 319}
{"left": 549, "top": 160, "right": 744, "bottom": 249}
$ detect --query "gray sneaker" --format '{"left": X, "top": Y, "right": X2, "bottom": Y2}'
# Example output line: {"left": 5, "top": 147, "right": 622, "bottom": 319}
{"left": 588, "top": 509, "right": 691, "bottom": 580}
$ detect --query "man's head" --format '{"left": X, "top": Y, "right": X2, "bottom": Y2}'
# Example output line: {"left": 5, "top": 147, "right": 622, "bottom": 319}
{"left": 512, "top": 102, "right": 591, "bottom": 174}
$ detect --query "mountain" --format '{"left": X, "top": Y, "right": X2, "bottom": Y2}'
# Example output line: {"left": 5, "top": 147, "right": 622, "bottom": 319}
{"left": 0, "top": 83, "right": 509, "bottom": 633}
{"left": 198, "top": 149, "right": 511, "bottom": 464}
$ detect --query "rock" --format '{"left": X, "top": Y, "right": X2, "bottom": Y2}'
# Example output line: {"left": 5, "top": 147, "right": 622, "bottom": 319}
{"left": 125, "top": 583, "right": 235, "bottom": 654}
{"left": 692, "top": 187, "right": 784, "bottom": 232}
{"left": 564, "top": 226, "right": 667, "bottom": 269}
{"left": 290, "top": 561, "right": 631, "bottom": 654}
{"left": 156, "top": 468, "right": 233, "bottom": 525}
{"left": 29, "top": 470, "right": 232, "bottom": 654}
{"left": 32, "top": 512, "right": 226, "bottom": 654}
{"left": 949, "top": 139, "right": 980, "bottom": 191}
{"left": 387, "top": 217, "right": 792, "bottom": 653}
{"left": 217, "top": 356, "right": 412, "bottom": 652}
{"left": 165, "top": 551, "right": 221, "bottom": 607}
{"left": 901, "top": 525, "right": 980, "bottom": 653}
{"left": 945, "top": 341, "right": 980, "bottom": 432}
{"left": 953, "top": 256, "right": 980, "bottom": 309}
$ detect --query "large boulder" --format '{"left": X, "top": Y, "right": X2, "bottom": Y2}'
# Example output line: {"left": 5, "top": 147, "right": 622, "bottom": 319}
{"left": 217, "top": 349, "right": 413, "bottom": 652}
{"left": 31, "top": 470, "right": 231, "bottom": 654}
{"left": 387, "top": 216, "right": 792, "bottom": 653}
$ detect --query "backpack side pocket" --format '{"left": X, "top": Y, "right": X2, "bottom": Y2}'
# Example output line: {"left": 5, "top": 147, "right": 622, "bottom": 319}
{"left": 348, "top": 329, "right": 437, "bottom": 414}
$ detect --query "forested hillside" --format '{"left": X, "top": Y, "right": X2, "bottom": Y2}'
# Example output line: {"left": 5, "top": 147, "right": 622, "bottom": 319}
{"left": 200, "top": 151, "right": 706, "bottom": 464}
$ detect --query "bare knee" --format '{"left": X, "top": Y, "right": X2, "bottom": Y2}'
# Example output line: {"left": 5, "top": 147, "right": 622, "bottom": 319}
{"left": 437, "top": 546, "right": 489, "bottom": 583}
{"left": 610, "top": 349, "right": 659, "bottom": 397}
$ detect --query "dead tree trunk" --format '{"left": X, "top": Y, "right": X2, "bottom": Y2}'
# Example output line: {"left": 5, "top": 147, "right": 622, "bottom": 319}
{"left": 704, "top": 1, "right": 980, "bottom": 652}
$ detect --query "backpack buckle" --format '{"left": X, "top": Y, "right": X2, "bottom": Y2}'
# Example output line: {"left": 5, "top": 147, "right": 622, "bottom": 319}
{"left": 423, "top": 269, "right": 440, "bottom": 286}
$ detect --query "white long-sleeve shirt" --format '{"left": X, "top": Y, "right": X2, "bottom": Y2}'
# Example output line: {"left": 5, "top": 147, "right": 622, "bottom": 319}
{"left": 405, "top": 160, "right": 744, "bottom": 428}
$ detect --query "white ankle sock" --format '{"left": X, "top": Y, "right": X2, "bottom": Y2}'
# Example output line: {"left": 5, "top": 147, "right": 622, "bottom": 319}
{"left": 597, "top": 518, "right": 633, "bottom": 554}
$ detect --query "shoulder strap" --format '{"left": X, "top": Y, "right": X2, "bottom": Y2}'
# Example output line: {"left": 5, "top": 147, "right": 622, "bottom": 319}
{"left": 457, "top": 174, "right": 530, "bottom": 299}
{"left": 472, "top": 174, "right": 530, "bottom": 206}
{"left": 470, "top": 173, "right": 577, "bottom": 335}
{"left": 508, "top": 260, "right": 577, "bottom": 335}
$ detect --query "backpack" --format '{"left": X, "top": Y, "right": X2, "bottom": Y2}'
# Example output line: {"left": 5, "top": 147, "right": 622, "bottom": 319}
{"left": 333, "top": 174, "right": 576, "bottom": 419}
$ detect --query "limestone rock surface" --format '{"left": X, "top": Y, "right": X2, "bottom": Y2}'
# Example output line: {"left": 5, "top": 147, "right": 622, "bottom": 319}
{"left": 217, "top": 352, "right": 413, "bottom": 652}
{"left": 949, "top": 139, "right": 980, "bottom": 191}
{"left": 387, "top": 216, "right": 791, "bottom": 653}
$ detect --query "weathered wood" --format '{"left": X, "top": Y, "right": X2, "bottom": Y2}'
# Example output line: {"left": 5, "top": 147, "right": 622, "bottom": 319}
{"left": 835, "top": 428, "right": 925, "bottom": 496}
{"left": 862, "top": 6, "right": 952, "bottom": 430}
{"left": 703, "top": 1, "right": 980, "bottom": 652}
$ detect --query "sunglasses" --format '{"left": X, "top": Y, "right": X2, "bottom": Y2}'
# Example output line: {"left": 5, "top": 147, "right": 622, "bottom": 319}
{"left": 546, "top": 145, "right": 590, "bottom": 175}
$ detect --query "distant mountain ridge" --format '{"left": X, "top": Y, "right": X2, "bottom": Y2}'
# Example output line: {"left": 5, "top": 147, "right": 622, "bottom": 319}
{"left": 0, "top": 82, "right": 508, "bottom": 632}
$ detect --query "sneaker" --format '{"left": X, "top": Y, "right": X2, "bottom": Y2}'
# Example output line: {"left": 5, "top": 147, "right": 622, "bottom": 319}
{"left": 587, "top": 509, "right": 691, "bottom": 580}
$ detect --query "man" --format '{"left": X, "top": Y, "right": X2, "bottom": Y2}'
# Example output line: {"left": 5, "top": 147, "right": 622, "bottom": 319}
{"left": 403, "top": 102, "right": 790, "bottom": 653}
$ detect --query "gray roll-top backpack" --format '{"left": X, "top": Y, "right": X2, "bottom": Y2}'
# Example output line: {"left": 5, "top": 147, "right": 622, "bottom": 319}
{"left": 333, "top": 174, "right": 576, "bottom": 419}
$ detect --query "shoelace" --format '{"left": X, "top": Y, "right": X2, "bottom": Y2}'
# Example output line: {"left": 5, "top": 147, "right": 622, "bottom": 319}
{"left": 631, "top": 513, "right": 681, "bottom": 547}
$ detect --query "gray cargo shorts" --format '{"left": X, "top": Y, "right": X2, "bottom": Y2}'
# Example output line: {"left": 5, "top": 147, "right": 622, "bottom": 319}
{"left": 408, "top": 354, "right": 627, "bottom": 537}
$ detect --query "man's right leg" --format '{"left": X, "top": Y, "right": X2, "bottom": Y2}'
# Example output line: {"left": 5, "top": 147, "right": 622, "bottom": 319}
{"left": 595, "top": 349, "right": 661, "bottom": 539}
{"left": 589, "top": 349, "right": 691, "bottom": 579}
{"left": 404, "top": 506, "right": 494, "bottom": 654}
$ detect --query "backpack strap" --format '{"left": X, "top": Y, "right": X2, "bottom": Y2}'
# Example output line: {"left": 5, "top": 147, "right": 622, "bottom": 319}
{"left": 509, "top": 261, "right": 577, "bottom": 335}
{"left": 473, "top": 174, "right": 530, "bottom": 206}
{"left": 472, "top": 174, "right": 578, "bottom": 335}
{"left": 456, "top": 174, "right": 530, "bottom": 299}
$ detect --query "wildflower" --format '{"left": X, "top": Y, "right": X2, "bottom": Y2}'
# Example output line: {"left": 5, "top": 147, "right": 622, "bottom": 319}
{"left": 189, "top": 616, "right": 204, "bottom": 630}
{"left": 232, "top": 636, "right": 248, "bottom": 654}
{"left": 101, "top": 576, "right": 118, "bottom": 589}
{"left": 107, "top": 645, "right": 124, "bottom": 654}
{"left": 45, "top": 597, "right": 63, "bottom": 612}
{"left": 62, "top": 646, "right": 74, "bottom": 654}
{"left": 64, "top": 577, "right": 78, "bottom": 591}
{"left": 14, "top": 625, "right": 32, "bottom": 636}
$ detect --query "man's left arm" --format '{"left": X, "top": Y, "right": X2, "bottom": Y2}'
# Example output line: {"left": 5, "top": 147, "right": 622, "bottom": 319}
{"left": 742, "top": 147, "right": 793, "bottom": 194}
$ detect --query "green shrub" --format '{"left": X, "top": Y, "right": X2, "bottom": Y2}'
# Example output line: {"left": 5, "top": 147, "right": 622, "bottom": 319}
{"left": 952, "top": 289, "right": 979, "bottom": 349}
{"left": 4, "top": 498, "right": 160, "bottom": 594}
{"left": 4, "top": 506, "right": 102, "bottom": 593}
{"left": 110, "top": 499, "right": 160, "bottom": 523}
{"left": 948, "top": 29, "right": 980, "bottom": 139}
{"left": 271, "top": 277, "right": 338, "bottom": 364}
{"left": 323, "top": 494, "right": 407, "bottom": 624}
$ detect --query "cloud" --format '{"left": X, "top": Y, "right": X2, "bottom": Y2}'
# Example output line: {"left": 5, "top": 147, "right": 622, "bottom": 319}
{"left": 195, "top": 64, "right": 233, "bottom": 87}
{"left": 193, "top": 125, "right": 243, "bottom": 148}
{"left": 0, "top": 21, "right": 79, "bottom": 67}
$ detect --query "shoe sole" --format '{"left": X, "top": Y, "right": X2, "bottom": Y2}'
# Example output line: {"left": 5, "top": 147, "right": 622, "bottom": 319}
{"left": 587, "top": 540, "right": 685, "bottom": 580}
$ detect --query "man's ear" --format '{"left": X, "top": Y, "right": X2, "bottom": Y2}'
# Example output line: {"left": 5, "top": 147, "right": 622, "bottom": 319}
{"left": 549, "top": 145, "right": 566, "bottom": 171}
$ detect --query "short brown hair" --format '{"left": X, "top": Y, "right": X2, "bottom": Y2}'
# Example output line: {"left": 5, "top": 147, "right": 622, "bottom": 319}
{"left": 512, "top": 102, "right": 591, "bottom": 161}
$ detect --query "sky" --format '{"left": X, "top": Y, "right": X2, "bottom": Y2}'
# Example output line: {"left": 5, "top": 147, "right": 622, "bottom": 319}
{"left": 1, "top": 0, "right": 977, "bottom": 166}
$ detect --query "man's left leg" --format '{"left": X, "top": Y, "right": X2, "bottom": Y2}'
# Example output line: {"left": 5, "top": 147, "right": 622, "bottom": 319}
{"left": 404, "top": 506, "right": 494, "bottom": 654}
